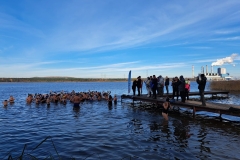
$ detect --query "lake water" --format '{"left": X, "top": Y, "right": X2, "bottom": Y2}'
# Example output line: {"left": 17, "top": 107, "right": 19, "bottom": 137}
{"left": 0, "top": 82, "right": 240, "bottom": 159}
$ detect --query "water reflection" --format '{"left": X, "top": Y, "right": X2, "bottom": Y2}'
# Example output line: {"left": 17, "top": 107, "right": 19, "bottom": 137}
{"left": 72, "top": 107, "right": 80, "bottom": 118}
{"left": 198, "top": 125, "right": 211, "bottom": 154}
{"left": 172, "top": 119, "right": 191, "bottom": 147}
{"left": 161, "top": 123, "right": 171, "bottom": 139}
{"left": 149, "top": 121, "right": 161, "bottom": 132}
{"left": 108, "top": 105, "right": 113, "bottom": 110}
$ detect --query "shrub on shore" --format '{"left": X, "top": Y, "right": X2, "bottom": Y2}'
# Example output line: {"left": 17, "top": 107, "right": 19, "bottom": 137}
{"left": 210, "top": 80, "right": 240, "bottom": 91}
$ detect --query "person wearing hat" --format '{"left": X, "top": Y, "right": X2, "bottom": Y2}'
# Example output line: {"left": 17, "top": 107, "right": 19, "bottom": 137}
{"left": 196, "top": 74, "right": 207, "bottom": 106}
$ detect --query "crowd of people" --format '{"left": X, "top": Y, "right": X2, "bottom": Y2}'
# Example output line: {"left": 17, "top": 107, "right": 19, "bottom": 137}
{"left": 132, "top": 75, "right": 192, "bottom": 102}
{"left": 132, "top": 74, "right": 207, "bottom": 120}
{"left": 3, "top": 90, "right": 118, "bottom": 108}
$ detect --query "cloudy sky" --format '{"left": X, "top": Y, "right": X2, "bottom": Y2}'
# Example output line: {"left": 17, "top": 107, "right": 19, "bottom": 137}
{"left": 0, "top": 0, "right": 240, "bottom": 78}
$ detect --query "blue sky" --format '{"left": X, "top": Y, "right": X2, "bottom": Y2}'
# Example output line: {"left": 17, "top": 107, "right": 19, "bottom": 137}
{"left": 0, "top": 0, "right": 240, "bottom": 78}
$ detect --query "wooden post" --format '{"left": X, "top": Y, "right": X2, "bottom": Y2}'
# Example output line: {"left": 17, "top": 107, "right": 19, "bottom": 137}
{"left": 193, "top": 106, "right": 196, "bottom": 117}
{"left": 219, "top": 110, "right": 222, "bottom": 120}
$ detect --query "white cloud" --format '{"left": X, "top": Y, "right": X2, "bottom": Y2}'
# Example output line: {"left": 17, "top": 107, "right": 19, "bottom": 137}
{"left": 0, "top": 61, "right": 187, "bottom": 78}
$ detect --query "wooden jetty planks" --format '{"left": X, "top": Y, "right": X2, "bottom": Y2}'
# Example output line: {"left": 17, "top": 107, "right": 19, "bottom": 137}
{"left": 160, "top": 91, "right": 229, "bottom": 97}
{"left": 121, "top": 94, "right": 240, "bottom": 117}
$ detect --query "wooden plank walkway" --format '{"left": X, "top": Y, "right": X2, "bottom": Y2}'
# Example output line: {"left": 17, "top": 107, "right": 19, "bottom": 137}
{"left": 159, "top": 91, "right": 229, "bottom": 98}
{"left": 121, "top": 93, "right": 240, "bottom": 118}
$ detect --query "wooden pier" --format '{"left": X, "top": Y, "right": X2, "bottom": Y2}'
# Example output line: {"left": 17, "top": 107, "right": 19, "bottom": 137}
{"left": 158, "top": 91, "right": 229, "bottom": 98}
{"left": 121, "top": 91, "right": 240, "bottom": 118}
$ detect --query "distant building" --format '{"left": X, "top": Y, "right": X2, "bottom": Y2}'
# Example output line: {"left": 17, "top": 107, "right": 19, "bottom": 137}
{"left": 198, "top": 66, "right": 232, "bottom": 80}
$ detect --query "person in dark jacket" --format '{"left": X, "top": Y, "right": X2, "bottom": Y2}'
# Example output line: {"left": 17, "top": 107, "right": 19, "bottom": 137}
{"left": 151, "top": 75, "right": 158, "bottom": 99}
{"left": 196, "top": 74, "right": 207, "bottom": 106}
{"left": 172, "top": 77, "right": 180, "bottom": 101}
{"left": 179, "top": 75, "right": 186, "bottom": 103}
{"left": 165, "top": 76, "right": 169, "bottom": 94}
{"left": 137, "top": 76, "right": 142, "bottom": 96}
{"left": 132, "top": 79, "right": 137, "bottom": 96}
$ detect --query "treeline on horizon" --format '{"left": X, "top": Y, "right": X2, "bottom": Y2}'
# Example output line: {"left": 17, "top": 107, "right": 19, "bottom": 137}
{"left": 0, "top": 77, "right": 197, "bottom": 82}
{"left": 0, "top": 77, "right": 128, "bottom": 82}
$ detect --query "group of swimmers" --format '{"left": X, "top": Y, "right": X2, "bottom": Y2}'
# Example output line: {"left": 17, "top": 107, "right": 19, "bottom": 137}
{"left": 2, "top": 96, "right": 15, "bottom": 107}
{"left": 3, "top": 89, "right": 171, "bottom": 121}
{"left": 3, "top": 90, "right": 117, "bottom": 108}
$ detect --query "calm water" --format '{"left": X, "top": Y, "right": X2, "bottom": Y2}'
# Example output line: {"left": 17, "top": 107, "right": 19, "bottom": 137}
{"left": 0, "top": 82, "right": 240, "bottom": 159}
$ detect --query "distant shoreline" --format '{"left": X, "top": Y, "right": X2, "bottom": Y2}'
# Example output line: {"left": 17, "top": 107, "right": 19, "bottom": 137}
{"left": 0, "top": 77, "right": 128, "bottom": 82}
{"left": 0, "top": 77, "right": 209, "bottom": 83}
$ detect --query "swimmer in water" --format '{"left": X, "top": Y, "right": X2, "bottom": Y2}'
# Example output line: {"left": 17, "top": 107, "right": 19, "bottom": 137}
{"left": 9, "top": 96, "right": 15, "bottom": 103}
{"left": 3, "top": 100, "right": 8, "bottom": 107}
{"left": 108, "top": 95, "right": 113, "bottom": 106}
{"left": 73, "top": 93, "right": 81, "bottom": 108}
{"left": 26, "top": 94, "right": 33, "bottom": 103}
{"left": 113, "top": 95, "right": 117, "bottom": 104}
{"left": 162, "top": 97, "right": 171, "bottom": 121}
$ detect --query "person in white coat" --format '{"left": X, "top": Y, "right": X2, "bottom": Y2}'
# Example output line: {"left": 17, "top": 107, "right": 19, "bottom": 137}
{"left": 144, "top": 77, "right": 151, "bottom": 97}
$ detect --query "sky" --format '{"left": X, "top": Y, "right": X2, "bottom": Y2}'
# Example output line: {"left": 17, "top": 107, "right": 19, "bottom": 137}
{"left": 0, "top": 0, "right": 240, "bottom": 78}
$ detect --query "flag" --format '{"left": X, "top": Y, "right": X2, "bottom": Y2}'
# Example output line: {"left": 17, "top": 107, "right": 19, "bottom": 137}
{"left": 128, "top": 70, "right": 131, "bottom": 94}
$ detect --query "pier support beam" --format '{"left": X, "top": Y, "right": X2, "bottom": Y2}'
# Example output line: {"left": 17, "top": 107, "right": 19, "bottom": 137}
{"left": 193, "top": 106, "right": 196, "bottom": 117}
{"left": 219, "top": 110, "right": 222, "bottom": 120}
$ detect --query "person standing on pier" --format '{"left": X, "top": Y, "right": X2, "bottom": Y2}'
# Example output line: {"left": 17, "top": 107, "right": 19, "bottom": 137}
{"left": 165, "top": 76, "right": 169, "bottom": 94}
{"left": 132, "top": 79, "right": 137, "bottom": 96}
{"left": 179, "top": 75, "right": 186, "bottom": 103}
{"left": 149, "top": 76, "right": 153, "bottom": 97}
{"left": 152, "top": 75, "right": 158, "bottom": 99}
{"left": 185, "top": 79, "right": 190, "bottom": 100}
{"left": 137, "top": 76, "right": 142, "bottom": 96}
{"left": 196, "top": 74, "right": 207, "bottom": 106}
{"left": 172, "top": 77, "right": 180, "bottom": 101}
{"left": 157, "top": 75, "right": 164, "bottom": 96}
{"left": 144, "top": 77, "right": 151, "bottom": 97}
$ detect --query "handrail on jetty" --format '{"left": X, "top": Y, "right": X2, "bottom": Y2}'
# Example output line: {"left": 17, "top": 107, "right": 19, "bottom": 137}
{"left": 121, "top": 91, "right": 240, "bottom": 119}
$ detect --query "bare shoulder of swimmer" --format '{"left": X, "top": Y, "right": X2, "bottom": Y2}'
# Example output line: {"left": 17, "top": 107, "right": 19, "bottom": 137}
{"left": 163, "top": 102, "right": 168, "bottom": 109}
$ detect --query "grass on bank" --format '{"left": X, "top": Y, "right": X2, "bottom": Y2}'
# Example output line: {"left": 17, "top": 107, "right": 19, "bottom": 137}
{"left": 210, "top": 80, "right": 240, "bottom": 91}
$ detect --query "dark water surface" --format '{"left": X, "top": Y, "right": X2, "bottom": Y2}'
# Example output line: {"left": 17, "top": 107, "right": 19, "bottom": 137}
{"left": 0, "top": 82, "right": 240, "bottom": 159}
